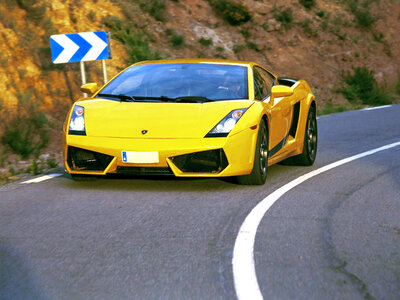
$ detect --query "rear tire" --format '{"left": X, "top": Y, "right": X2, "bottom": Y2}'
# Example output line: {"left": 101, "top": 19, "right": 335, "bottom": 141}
{"left": 237, "top": 120, "right": 268, "bottom": 185}
{"left": 282, "top": 105, "right": 317, "bottom": 166}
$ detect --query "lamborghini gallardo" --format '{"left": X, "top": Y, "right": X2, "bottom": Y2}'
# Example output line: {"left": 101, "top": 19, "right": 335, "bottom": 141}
{"left": 63, "top": 59, "right": 317, "bottom": 185}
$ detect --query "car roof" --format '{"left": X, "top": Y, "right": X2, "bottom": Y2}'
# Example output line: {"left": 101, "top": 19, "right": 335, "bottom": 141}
{"left": 133, "top": 58, "right": 254, "bottom": 67}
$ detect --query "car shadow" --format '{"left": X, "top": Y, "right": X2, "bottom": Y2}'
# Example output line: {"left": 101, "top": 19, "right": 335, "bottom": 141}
{"left": 61, "top": 163, "right": 301, "bottom": 193}
{"left": 0, "top": 241, "right": 48, "bottom": 300}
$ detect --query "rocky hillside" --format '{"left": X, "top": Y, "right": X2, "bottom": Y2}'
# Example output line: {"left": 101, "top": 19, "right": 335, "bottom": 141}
{"left": 1, "top": 0, "right": 399, "bottom": 109}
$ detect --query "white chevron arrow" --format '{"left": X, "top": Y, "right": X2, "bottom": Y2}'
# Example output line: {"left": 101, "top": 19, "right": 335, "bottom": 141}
{"left": 52, "top": 34, "right": 79, "bottom": 64}
{"left": 79, "top": 32, "right": 108, "bottom": 62}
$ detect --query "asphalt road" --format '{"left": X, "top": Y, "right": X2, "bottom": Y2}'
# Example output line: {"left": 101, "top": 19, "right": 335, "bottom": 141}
{"left": 1, "top": 104, "right": 399, "bottom": 300}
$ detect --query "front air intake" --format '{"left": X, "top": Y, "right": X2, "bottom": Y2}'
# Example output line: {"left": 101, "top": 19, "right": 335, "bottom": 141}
{"left": 116, "top": 166, "right": 173, "bottom": 175}
{"left": 67, "top": 146, "right": 113, "bottom": 171}
{"left": 171, "top": 149, "right": 228, "bottom": 173}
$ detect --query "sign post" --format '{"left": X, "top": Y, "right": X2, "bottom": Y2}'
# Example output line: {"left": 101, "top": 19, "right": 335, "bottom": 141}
{"left": 80, "top": 61, "right": 87, "bottom": 97}
{"left": 102, "top": 60, "right": 108, "bottom": 84}
{"left": 50, "top": 31, "right": 111, "bottom": 97}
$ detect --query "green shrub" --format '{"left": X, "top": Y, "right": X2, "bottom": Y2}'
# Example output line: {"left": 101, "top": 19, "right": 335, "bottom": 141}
{"left": 1, "top": 92, "right": 50, "bottom": 159}
{"left": 8, "top": 167, "right": 16, "bottom": 176}
{"left": 138, "top": 0, "right": 166, "bottom": 22}
{"left": 88, "top": 10, "right": 96, "bottom": 22}
{"left": 395, "top": 78, "right": 400, "bottom": 96}
{"left": 0, "top": 150, "right": 7, "bottom": 168}
{"left": 46, "top": 156, "right": 58, "bottom": 169}
{"left": 240, "top": 29, "right": 250, "bottom": 39}
{"left": 299, "top": 0, "right": 315, "bottom": 10}
{"left": 354, "top": 9, "right": 375, "bottom": 28}
{"left": 273, "top": 6, "right": 293, "bottom": 29}
{"left": 165, "top": 29, "right": 185, "bottom": 49}
{"left": 170, "top": 33, "right": 185, "bottom": 48}
{"left": 233, "top": 44, "right": 246, "bottom": 53}
{"left": 246, "top": 41, "right": 259, "bottom": 51}
{"left": 372, "top": 31, "right": 384, "bottom": 43}
{"left": 27, "top": 159, "right": 40, "bottom": 175}
{"left": 320, "top": 11, "right": 331, "bottom": 30}
{"left": 300, "top": 19, "right": 317, "bottom": 37}
{"left": 318, "top": 100, "right": 351, "bottom": 115}
{"left": 348, "top": 0, "right": 376, "bottom": 28}
{"left": 207, "top": 0, "right": 251, "bottom": 26}
{"left": 104, "top": 17, "right": 162, "bottom": 64}
{"left": 198, "top": 37, "right": 213, "bottom": 47}
{"left": 35, "top": 47, "right": 65, "bottom": 71}
{"left": 341, "top": 66, "right": 392, "bottom": 105}
{"left": 16, "top": 0, "right": 46, "bottom": 24}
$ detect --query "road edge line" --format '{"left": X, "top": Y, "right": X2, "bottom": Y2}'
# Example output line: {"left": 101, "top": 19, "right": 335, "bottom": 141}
{"left": 21, "top": 173, "right": 63, "bottom": 184}
{"left": 232, "top": 141, "right": 400, "bottom": 300}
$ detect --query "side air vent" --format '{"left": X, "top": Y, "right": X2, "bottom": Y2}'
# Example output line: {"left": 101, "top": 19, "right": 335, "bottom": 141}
{"left": 289, "top": 101, "right": 300, "bottom": 138}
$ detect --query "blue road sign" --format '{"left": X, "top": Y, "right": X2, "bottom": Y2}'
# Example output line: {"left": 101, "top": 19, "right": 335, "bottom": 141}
{"left": 50, "top": 31, "right": 110, "bottom": 64}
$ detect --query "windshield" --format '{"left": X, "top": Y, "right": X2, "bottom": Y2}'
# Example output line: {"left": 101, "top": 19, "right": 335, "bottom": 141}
{"left": 97, "top": 63, "right": 248, "bottom": 102}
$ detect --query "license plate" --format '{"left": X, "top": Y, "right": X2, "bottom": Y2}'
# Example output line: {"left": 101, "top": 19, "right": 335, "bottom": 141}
{"left": 122, "top": 151, "right": 159, "bottom": 163}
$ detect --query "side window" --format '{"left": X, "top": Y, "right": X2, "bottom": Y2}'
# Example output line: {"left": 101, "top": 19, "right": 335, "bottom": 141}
{"left": 253, "top": 68, "right": 267, "bottom": 100}
{"left": 255, "top": 67, "right": 275, "bottom": 97}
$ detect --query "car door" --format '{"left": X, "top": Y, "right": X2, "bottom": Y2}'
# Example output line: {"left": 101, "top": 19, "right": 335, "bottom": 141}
{"left": 253, "top": 66, "right": 292, "bottom": 155}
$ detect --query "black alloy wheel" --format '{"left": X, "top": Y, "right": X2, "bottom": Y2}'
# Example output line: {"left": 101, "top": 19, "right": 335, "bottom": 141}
{"left": 306, "top": 107, "right": 318, "bottom": 163}
{"left": 237, "top": 120, "right": 268, "bottom": 185}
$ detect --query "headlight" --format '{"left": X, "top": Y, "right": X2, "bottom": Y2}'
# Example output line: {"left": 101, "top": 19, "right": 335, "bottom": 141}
{"left": 205, "top": 108, "right": 247, "bottom": 137}
{"left": 69, "top": 105, "right": 86, "bottom": 135}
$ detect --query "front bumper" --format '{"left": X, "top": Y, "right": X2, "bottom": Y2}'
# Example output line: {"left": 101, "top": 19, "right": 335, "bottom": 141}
{"left": 63, "top": 127, "right": 258, "bottom": 177}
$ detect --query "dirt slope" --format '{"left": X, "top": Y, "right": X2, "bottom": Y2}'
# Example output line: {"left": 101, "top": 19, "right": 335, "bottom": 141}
{"left": 0, "top": 0, "right": 399, "bottom": 110}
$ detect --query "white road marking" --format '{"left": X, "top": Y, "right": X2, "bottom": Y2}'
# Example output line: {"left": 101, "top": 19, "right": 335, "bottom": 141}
{"left": 21, "top": 173, "right": 63, "bottom": 184}
{"left": 361, "top": 105, "right": 392, "bottom": 111}
{"left": 232, "top": 141, "right": 400, "bottom": 300}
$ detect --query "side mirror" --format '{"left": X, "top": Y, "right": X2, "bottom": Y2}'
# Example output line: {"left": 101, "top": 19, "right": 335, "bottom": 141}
{"left": 271, "top": 85, "right": 294, "bottom": 98}
{"left": 80, "top": 83, "right": 98, "bottom": 95}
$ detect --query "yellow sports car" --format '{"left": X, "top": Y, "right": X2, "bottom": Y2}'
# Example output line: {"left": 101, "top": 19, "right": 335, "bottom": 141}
{"left": 63, "top": 59, "right": 317, "bottom": 185}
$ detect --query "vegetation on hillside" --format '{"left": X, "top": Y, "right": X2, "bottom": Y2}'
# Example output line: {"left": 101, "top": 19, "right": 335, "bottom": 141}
{"left": 341, "top": 66, "right": 392, "bottom": 105}
{"left": 207, "top": 0, "right": 251, "bottom": 26}
{"left": 0, "top": 92, "right": 51, "bottom": 159}
{"left": 104, "top": 16, "right": 162, "bottom": 65}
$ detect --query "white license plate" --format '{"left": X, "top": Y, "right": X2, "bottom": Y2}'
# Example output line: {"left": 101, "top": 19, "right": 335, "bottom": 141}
{"left": 122, "top": 151, "right": 159, "bottom": 163}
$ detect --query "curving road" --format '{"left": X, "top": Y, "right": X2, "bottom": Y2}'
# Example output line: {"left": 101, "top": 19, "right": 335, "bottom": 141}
{"left": 1, "top": 104, "right": 399, "bottom": 299}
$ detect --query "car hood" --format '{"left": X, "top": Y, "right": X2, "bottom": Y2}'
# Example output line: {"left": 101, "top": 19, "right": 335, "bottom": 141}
{"left": 79, "top": 99, "right": 253, "bottom": 139}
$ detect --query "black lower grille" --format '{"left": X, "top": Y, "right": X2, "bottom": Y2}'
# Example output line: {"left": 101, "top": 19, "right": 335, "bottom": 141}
{"left": 67, "top": 146, "right": 113, "bottom": 171}
{"left": 116, "top": 166, "right": 173, "bottom": 175}
{"left": 171, "top": 149, "right": 228, "bottom": 173}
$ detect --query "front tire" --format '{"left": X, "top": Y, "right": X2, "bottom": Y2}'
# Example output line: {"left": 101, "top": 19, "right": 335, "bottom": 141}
{"left": 283, "top": 105, "right": 317, "bottom": 166}
{"left": 237, "top": 120, "right": 268, "bottom": 185}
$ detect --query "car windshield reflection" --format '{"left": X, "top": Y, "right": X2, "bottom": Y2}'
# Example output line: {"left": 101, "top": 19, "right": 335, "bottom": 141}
{"left": 97, "top": 63, "right": 248, "bottom": 102}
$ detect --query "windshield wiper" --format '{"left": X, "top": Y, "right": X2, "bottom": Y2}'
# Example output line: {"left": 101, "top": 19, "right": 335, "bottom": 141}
{"left": 174, "top": 96, "right": 214, "bottom": 103}
{"left": 96, "top": 93, "right": 136, "bottom": 102}
{"left": 150, "top": 96, "right": 214, "bottom": 103}
{"left": 97, "top": 94, "right": 214, "bottom": 103}
{"left": 126, "top": 95, "right": 213, "bottom": 103}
